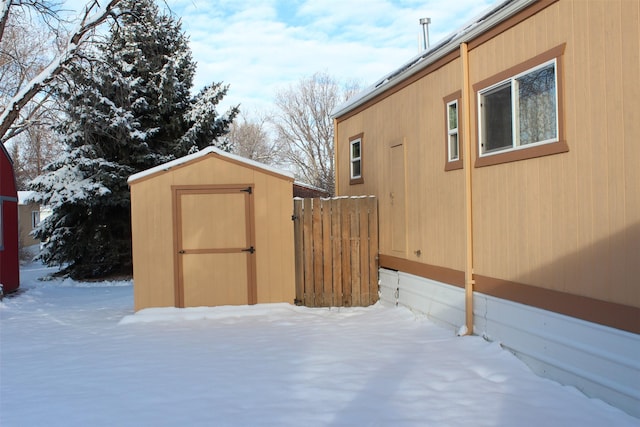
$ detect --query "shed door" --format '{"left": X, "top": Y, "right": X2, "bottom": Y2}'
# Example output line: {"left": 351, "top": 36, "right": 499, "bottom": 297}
{"left": 174, "top": 186, "right": 256, "bottom": 307}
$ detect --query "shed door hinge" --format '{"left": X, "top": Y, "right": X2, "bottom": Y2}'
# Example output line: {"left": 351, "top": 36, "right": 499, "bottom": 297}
{"left": 241, "top": 187, "right": 252, "bottom": 194}
{"left": 242, "top": 246, "right": 255, "bottom": 254}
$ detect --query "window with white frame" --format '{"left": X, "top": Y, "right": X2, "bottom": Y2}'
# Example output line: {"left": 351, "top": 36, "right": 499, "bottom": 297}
{"left": 447, "top": 100, "right": 459, "bottom": 161}
{"left": 478, "top": 59, "right": 558, "bottom": 156}
{"left": 349, "top": 134, "right": 363, "bottom": 184}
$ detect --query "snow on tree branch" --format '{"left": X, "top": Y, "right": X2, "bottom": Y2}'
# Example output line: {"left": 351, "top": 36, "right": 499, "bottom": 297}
{"left": 0, "top": 0, "right": 121, "bottom": 144}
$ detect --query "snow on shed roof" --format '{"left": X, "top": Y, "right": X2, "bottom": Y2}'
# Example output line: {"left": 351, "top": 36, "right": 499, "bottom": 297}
{"left": 18, "top": 191, "right": 35, "bottom": 205}
{"left": 332, "top": 0, "right": 537, "bottom": 118}
{"left": 128, "top": 146, "right": 294, "bottom": 184}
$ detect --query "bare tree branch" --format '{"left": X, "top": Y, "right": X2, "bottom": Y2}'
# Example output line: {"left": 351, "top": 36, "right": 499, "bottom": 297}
{"left": 0, "top": 0, "right": 121, "bottom": 145}
{"left": 272, "top": 72, "right": 358, "bottom": 195}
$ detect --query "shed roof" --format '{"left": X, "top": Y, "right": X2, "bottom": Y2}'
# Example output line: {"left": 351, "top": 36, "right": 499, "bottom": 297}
{"left": 331, "top": 0, "right": 538, "bottom": 119}
{"left": 18, "top": 191, "right": 35, "bottom": 205}
{"left": 128, "top": 146, "right": 294, "bottom": 185}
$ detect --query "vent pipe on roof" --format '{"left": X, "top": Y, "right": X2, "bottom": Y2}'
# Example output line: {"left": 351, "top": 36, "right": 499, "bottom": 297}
{"left": 419, "top": 17, "right": 431, "bottom": 51}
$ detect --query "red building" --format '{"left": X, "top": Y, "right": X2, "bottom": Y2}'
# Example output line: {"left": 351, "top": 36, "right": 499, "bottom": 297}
{"left": 0, "top": 143, "right": 20, "bottom": 295}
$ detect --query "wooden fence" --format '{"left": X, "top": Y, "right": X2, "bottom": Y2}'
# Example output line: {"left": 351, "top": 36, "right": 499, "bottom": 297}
{"left": 293, "top": 197, "right": 379, "bottom": 307}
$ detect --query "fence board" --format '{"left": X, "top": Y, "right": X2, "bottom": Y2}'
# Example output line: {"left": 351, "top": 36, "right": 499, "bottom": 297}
{"left": 294, "top": 197, "right": 378, "bottom": 308}
{"left": 322, "top": 199, "right": 333, "bottom": 305}
{"left": 331, "top": 199, "right": 343, "bottom": 305}
{"left": 368, "top": 200, "right": 379, "bottom": 305}
{"left": 303, "top": 198, "right": 314, "bottom": 306}
{"left": 294, "top": 200, "right": 304, "bottom": 305}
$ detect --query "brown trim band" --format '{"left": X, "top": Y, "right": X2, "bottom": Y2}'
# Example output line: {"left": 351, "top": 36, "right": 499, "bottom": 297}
{"left": 379, "top": 256, "right": 640, "bottom": 335}
{"left": 475, "top": 140, "right": 569, "bottom": 167}
{"left": 474, "top": 275, "right": 640, "bottom": 335}
{"left": 379, "top": 254, "right": 465, "bottom": 288}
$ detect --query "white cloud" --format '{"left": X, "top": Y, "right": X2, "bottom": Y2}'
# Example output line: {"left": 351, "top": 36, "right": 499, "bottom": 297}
{"left": 61, "top": 0, "right": 497, "bottom": 115}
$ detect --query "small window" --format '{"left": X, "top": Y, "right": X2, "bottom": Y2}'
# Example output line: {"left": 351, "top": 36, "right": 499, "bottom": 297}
{"left": 349, "top": 133, "right": 364, "bottom": 185}
{"left": 447, "top": 100, "right": 459, "bottom": 161}
{"left": 479, "top": 59, "right": 558, "bottom": 156}
{"left": 31, "top": 210, "right": 41, "bottom": 229}
{"left": 443, "top": 91, "right": 463, "bottom": 171}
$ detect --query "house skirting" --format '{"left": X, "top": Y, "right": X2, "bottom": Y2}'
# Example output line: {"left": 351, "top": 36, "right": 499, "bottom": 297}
{"left": 379, "top": 268, "right": 640, "bottom": 419}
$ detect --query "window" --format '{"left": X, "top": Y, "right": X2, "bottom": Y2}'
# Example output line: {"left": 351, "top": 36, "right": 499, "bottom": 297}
{"left": 447, "top": 100, "right": 459, "bottom": 161}
{"left": 474, "top": 44, "right": 568, "bottom": 167}
{"left": 479, "top": 59, "right": 558, "bottom": 155}
{"left": 349, "top": 133, "right": 364, "bottom": 184}
{"left": 31, "top": 210, "right": 40, "bottom": 229}
{"left": 443, "top": 91, "right": 463, "bottom": 171}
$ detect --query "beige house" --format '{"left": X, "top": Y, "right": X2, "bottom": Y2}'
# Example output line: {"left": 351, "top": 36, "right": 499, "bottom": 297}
{"left": 333, "top": 0, "right": 639, "bottom": 417}
{"left": 17, "top": 191, "right": 49, "bottom": 249}
{"left": 128, "top": 147, "right": 296, "bottom": 311}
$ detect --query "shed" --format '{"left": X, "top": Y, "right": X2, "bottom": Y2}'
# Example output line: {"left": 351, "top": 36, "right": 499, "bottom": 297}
{"left": 128, "top": 146, "right": 296, "bottom": 311}
{"left": 0, "top": 143, "right": 19, "bottom": 295}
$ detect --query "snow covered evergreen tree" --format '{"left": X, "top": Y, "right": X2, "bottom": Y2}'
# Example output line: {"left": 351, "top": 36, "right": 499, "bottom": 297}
{"left": 29, "top": 0, "right": 238, "bottom": 279}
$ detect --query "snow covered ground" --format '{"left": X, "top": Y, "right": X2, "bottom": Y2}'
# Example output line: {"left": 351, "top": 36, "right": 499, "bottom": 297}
{"left": 1, "top": 262, "right": 638, "bottom": 427}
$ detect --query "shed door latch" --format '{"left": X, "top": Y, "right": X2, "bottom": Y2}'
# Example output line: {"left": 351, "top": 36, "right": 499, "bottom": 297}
{"left": 242, "top": 246, "right": 255, "bottom": 254}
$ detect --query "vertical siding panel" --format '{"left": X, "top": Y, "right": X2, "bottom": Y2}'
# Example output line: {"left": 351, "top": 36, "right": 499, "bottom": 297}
{"left": 586, "top": 0, "right": 610, "bottom": 297}
{"left": 556, "top": 0, "right": 579, "bottom": 293}
{"left": 621, "top": 0, "right": 640, "bottom": 306}
{"left": 572, "top": 0, "right": 594, "bottom": 293}
{"left": 603, "top": 0, "right": 626, "bottom": 300}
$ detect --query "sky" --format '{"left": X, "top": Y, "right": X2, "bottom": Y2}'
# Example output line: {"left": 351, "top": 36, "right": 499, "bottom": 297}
{"left": 1, "top": 260, "right": 638, "bottom": 426}
{"left": 165, "top": 0, "right": 496, "bottom": 115}
{"left": 65, "top": 0, "right": 497, "bottom": 117}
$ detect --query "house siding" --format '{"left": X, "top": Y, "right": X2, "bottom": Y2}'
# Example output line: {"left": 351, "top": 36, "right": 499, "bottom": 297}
{"left": 335, "top": 0, "right": 640, "bottom": 416}
{"left": 335, "top": 0, "right": 640, "bottom": 326}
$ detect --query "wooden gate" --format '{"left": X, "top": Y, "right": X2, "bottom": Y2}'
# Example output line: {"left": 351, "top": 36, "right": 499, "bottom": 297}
{"left": 293, "top": 197, "right": 378, "bottom": 307}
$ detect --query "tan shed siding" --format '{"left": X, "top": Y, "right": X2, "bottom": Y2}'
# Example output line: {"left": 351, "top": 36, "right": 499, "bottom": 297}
{"left": 469, "top": 0, "right": 640, "bottom": 307}
{"left": 253, "top": 172, "right": 295, "bottom": 304}
{"left": 131, "top": 153, "right": 295, "bottom": 311}
{"left": 131, "top": 173, "right": 177, "bottom": 310}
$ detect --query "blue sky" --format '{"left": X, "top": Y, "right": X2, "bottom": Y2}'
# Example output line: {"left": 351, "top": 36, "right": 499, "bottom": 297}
{"left": 67, "top": 0, "right": 497, "bottom": 116}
